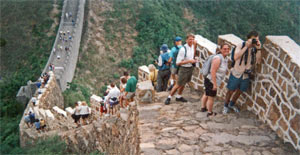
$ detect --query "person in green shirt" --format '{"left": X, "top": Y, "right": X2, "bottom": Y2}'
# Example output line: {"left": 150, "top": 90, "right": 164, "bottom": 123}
{"left": 124, "top": 75, "right": 137, "bottom": 107}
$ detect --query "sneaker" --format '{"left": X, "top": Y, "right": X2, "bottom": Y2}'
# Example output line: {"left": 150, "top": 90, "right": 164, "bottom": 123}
{"left": 229, "top": 105, "right": 240, "bottom": 113}
{"left": 176, "top": 97, "right": 187, "bottom": 102}
{"left": 223, "top": 106, "right": 230, "bottom": 114}
{"left": 165, "top": 98, "right": 171, "bottom": 105}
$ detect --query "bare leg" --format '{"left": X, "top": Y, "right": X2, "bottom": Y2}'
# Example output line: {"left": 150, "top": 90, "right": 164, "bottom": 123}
{"left": 207, "top": 96, "right": 215, "bottom": 113}
{"left": 201, "top": 94, "right": 208, "bottom": 108}
{"left": 231, "top": 89, "right": 242, "bottom": 103}
{"left": 170, "top": 84, "right": 180, "bottom": 96}
{"left": 225, "top": 89, "right": 235, "bottom": 104}
{"left": 178, "top": 85, "right": 185, "bottom": 95}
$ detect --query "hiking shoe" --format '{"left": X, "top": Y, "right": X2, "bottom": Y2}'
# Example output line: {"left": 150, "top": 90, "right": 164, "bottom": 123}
{"left": 207, "top": 112, "right": 217, "bottom": 117}
{"left": 201, "top": 107, "right": 208, "bottom": 112}
{"left": 168, "top": 84, "right": 174, "bottom": 91}
{"left": 165, "top": 98, "right": 171, "bottom": 105}
{"left": 223, "top": 107, "right": 230, "bottom": 114}
{"left": 229, "top": 105, "right": 240, "bottom": 113}
{"left": 176, "top": 97, "right": 187, "bottom": 102}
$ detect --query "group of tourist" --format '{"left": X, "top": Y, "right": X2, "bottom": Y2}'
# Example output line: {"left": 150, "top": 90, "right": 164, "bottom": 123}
{"left": 148, "top": 31, "right": 261, "bottom": 117}
{"left": 100, "top": 71, "right": 137, "bottom": 117}
{"left": 24, "top": 111, "right": 46, "bottom": 132}
{"left": 72, "top": 101, "right": 90, "bottom": 127}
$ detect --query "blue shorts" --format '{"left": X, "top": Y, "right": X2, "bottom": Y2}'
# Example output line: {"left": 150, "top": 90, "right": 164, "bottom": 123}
{"left": 227, "top": 74, "right": 250, "bottom": 92}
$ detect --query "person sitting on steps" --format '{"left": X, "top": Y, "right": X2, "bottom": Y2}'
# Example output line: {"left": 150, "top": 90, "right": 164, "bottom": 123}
{"left": 106, "top": 83, "right": 120, "bottom": 116}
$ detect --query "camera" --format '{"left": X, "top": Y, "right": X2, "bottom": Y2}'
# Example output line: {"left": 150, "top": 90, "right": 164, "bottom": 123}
{"left": 244, "top": 69, "right": 255, "bottom": 80}
{"left": 252, "top": 39, "right": 258, "bottom": 45}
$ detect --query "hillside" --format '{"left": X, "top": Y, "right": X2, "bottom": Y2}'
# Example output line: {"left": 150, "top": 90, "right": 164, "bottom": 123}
{"left": 65, "top": 0, "right": 299, "bottom": 106}
{"left": 0, "top": 0, "right": 62, "bottom": 154}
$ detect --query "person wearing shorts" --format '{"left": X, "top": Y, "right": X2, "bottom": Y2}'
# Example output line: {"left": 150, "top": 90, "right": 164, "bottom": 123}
{"left": 165, "top": 34, "right": 197, "bottom": 105}
{"left": 223, "top": 31, "right": 262, "bottom": 114}
{"left": 201, "top": 44, "right": 230, "bottom": 117}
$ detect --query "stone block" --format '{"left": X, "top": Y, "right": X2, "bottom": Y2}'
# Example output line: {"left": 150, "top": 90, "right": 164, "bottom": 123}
{"left": 276, "top": 128, "right": 284, "bottom": 139}
{"left": 289, "top": 130, "right": 298, "bottom": 147}
{"left": 137, "top": 80, "right": 155, "bottom": 104}
{"left": 245, "top": 99, "right": 253, "bottom": 107}
{"left": 290, "top": 114, "right": 300, "bottom": 135}
{"left": 272, "top": 59, "right": 279, "bottom": 69}
{"left": 272, "top": 71, "right": 277, "bottom": 81}
{"left": 282, "top": 69, "right": 291, "bottom": 79}
{"left": 291, "top": 96, "right": 300, "bottom": 109}
{"left": 255, "top": 82, "right": 261, "bottom": 93}
{"left": 279, "top": 118, "right": 288, "bottom": 131}
{"left": 267, "top": 103, "right": 280, "bottom": 126}
{"left": 256, "top": 96, "right": 267, "bottom": 109}
{"left": 269, "top": 87, "right": 276, "bottom": 98}
{"left": 279, "top": 52, "right": 286, "bottom": 61}
{"left": 281, "top": 103, "right": 290, "bottom": 120}
{"left": 267, "top": 56, "right": 273, "bottom": 65}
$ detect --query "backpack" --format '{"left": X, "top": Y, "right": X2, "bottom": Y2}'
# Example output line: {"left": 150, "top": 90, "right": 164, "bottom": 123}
{"left": 231, "top": 42, "right": 256, "bottom": 67}
{"left": 200, "top": 54, "right": 223, "bottom": 77}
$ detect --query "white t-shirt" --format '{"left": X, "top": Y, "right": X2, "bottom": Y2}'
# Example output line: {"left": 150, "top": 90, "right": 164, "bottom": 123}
{"left": 176, "top": 44, "right": 195, "bottom": 67}
{"left": 107, "top": 87, "right": 120, "bottom": 102}
{"left": 74, "top": 106, "right": 81, "bottom": 115}
{"left": 79, "top": 105, "right": 89, "bottom": 115}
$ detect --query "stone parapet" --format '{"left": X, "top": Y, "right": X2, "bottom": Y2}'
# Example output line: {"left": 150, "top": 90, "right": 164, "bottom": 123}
{"left": 190, "top": 34, "right": 300, "bottom": 150}
{"left": 138, "top": 65, "right": 150, "bottom": 82}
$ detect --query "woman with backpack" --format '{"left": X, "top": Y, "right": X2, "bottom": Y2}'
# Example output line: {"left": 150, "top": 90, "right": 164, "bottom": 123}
{"left": 201, "top": 43, "right": 230, "bottom": 117}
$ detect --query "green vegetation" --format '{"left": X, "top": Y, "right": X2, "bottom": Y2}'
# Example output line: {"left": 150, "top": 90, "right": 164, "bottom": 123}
{"left": 0, "top": 0, "right": 63, "bottom": 154}
{"left": 9, "top": 136, "right": 68, "bottom": 154}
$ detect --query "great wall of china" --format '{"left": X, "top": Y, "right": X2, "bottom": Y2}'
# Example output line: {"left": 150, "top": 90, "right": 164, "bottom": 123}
{"left": 17, "top": 0, "right": 299, "bottom": 154}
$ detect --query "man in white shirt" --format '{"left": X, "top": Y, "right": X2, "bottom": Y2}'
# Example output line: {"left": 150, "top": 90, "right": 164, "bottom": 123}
{"left": 106, "top": 83, "right": 120, "bottom": 115}
{"left": 165, "top": 34, "right": 197, "bottom": 105}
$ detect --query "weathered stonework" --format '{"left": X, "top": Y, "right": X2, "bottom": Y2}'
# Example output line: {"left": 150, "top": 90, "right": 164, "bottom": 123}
{"left": 19, "top": 73, "right": 140, "bottom": 154}
{"left": 189, "top": 34, "right": 300, "bottom": 150}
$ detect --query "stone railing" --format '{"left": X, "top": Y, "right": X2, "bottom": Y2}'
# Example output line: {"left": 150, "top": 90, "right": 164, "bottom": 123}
{"left": 138, "top": 65, "right": 150, "bottom": 82}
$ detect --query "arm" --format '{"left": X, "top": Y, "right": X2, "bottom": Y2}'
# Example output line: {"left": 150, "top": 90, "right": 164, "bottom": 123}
{"left": 157, "top": 55, "right": 163, "bottom": 66}
{"left": 255, "top": 40, "right": 262, "bottom": 64}
{"left": 210, "top": 57, "right": 221, "bottom": 90}
{"left": 234, "top": 39, "right": 251, "bottom": 61}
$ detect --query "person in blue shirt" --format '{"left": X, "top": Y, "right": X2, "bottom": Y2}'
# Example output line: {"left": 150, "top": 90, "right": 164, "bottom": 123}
{"left": 157, "top": 44, "right": 171, "bottom": 92}
{"left": 168, "top": 36, "right": 183, "bottom": 90}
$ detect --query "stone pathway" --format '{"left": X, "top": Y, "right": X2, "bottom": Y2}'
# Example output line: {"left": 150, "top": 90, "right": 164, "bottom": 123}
{"left": 138, "top": 91, "right": 298, "bottom": 155}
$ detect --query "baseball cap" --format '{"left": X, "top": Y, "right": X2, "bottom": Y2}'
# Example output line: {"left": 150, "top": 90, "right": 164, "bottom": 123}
{"left": 160, "top": 44, "right": 169, "bottom": 52}
{"left": 174, "top": 36, "right": 182, "bottom": 42}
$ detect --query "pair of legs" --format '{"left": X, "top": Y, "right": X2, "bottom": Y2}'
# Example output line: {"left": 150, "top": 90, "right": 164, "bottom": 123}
{"left": 201, "top": 78, "right": 217, "bottom": 116}
{"left": 225, "top": 89, "right": 243, "bottom": 105}
{"left": 156, "top": 69, "right": 171, "bottom": 92}
{"left": 124, "top": 92, "right": 135, "bottom": 107}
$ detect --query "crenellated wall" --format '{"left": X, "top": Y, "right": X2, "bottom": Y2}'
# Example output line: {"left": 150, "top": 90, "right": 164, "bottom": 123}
{"left": 138, "top": 34, "right": 300, "bottom": 150}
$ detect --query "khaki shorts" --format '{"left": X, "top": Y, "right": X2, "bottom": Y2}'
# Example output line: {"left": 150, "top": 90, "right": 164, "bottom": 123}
{"left": 177, "top": 67, "right": 194, "bottom": 86}
{"left": 171, "top": 68, "right": 178, "bottom": 75}
{"left": 125, "top": 92, "right": 135, "bottom": 100}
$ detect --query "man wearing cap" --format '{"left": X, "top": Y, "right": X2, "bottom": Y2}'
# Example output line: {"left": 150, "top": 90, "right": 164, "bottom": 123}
{"left": 157, "top": 44, "right": 171, "bottom": 92}
{"left": 165, "top": 34, "right": 197, "bottom": 105}
{"left": 167, "top": 36, "right": 183, "bottom": 90}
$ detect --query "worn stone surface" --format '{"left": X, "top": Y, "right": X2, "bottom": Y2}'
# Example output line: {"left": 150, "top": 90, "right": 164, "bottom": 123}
{"left": 138, "top": 91, "right": 299, "bottom": 154}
